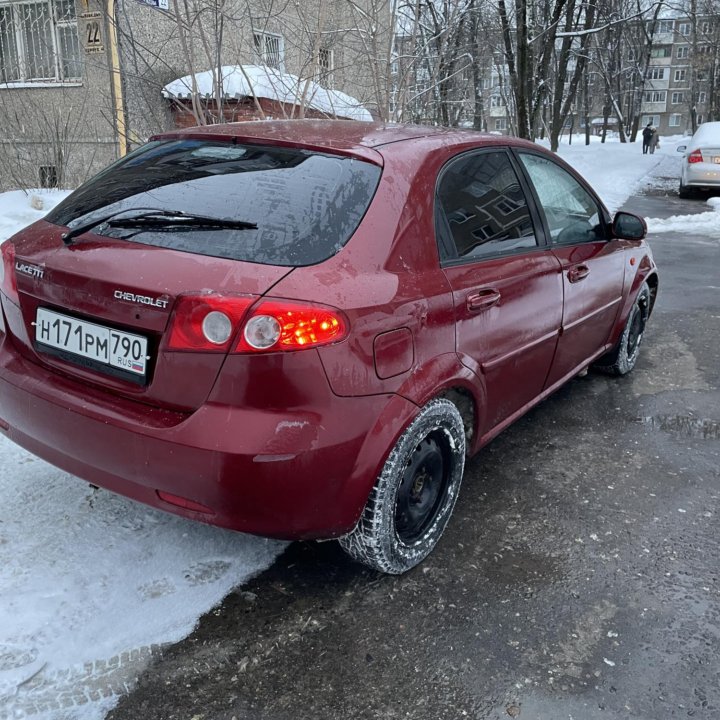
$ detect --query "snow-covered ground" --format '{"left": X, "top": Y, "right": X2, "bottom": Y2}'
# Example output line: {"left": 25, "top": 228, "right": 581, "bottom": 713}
{"left": 0, "top": 134, "right": 717, "bottom": 720}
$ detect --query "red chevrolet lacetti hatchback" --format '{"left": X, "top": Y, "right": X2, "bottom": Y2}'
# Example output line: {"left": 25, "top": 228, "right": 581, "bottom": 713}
{"left": 0, "top": 121, "right": 658, "bottom": 573}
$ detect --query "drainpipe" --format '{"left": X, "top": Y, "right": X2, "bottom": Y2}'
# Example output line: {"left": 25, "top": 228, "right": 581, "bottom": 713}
{"left": 106, "top": 0, "right": 129, "bottom": 156}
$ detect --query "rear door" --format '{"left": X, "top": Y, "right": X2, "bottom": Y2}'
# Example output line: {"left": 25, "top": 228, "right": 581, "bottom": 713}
{"left": 515, "top": 151, "right": 625, "bottom": 388}
{"left": 436, "top": 148, "right": 563, "bottom": 435}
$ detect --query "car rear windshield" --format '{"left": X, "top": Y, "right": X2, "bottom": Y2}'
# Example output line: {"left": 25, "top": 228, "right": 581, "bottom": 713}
{"left": 46, "top": 139, "right": 382, "bottom": 267}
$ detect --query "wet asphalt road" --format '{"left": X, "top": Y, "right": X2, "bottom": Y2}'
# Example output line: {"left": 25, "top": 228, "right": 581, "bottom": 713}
{"left": 109, "top": 187, "right": 720, "bottom": 720}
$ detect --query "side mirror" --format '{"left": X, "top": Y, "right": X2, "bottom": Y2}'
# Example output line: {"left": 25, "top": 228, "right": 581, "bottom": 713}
{"left": 677, "top": 145, "right": 687, "bottom": 152}
{"left": 613, "top": 211, "right": 646, "bottom": 240}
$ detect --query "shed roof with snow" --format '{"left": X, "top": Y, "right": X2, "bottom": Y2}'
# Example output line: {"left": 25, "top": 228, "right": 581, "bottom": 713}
{"left": 161, "top": 65, "right": 372, "bottom": 122}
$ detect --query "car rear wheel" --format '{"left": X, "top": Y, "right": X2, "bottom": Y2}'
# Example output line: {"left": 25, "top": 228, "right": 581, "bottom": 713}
{"left": 679, "top": 180, "right": 694, "bottom": 199}
{"left": 594, "top": 282, "right": 651, "bottom": 376}
{"left": 339, "top": 398, "right": 466, "bottom": 574}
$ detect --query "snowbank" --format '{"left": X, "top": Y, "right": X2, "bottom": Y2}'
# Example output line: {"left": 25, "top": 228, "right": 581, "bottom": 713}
{"left": 162, "top": 64, "right": 373, "bottom": 122}
{"left": 0, "top": 435, "right": 285, "bottom": 719}
{"left": 0, "top": 189, "right": 71, "bottom": 243}
{"left": 645, "top": 196, "right": 720, "bottom": 234}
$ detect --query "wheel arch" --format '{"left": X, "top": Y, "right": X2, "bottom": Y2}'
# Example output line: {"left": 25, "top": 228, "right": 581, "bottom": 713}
{"left": 338, "top": 355, "right": 485, "bottom": 536}
{"left": 609, "top": 263, "right": 657, "bottom": 348}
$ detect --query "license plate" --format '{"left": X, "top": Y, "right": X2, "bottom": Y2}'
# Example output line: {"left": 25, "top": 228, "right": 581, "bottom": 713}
{"left": 35, "top": 308, "right": 149, "bottom": 377}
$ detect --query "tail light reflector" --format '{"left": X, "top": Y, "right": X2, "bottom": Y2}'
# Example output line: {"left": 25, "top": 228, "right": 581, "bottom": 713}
{"left": 157, "top": 490, "right": 213, "bottom": 514}
{"left": 167, "top": 294, "right": 254, "bottom": 351}
{"left": 0, "top": 242, "right": 19, "bottom": 305}
{"left": 236, "top": 300, "right": 348, "bottom": 353}
{"left": 688, "top": 149, "right": 703, "bottom": 164}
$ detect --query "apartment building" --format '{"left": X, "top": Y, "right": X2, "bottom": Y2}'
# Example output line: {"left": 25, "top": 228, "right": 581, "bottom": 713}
{"left": 639, "top": 16, "right": 717, "bottom": 134}
{"left": 0, "top": 0, "right": 385, "bottom": 190}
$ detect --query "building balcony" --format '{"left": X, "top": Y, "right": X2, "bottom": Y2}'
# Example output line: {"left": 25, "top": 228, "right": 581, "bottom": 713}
{"left": 641, "top": 102, "right": 668, "bottom": 113}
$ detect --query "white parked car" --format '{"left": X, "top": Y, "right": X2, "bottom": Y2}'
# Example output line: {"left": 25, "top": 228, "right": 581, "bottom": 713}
{"left": 677, "top": 121, "right": 720, "bottom": 198}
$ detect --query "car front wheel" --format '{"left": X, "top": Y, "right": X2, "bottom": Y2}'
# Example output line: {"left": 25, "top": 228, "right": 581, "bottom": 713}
{"left": 339, "top": 398, "right": 466, "bottom": 574}
{"left": 594, "top": 282, "right": 651, "bottom": 376}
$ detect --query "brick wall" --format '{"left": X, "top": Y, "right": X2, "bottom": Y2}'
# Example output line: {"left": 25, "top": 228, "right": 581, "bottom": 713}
{"left": 168, "top": 97, "right": 356, "bottom": 128}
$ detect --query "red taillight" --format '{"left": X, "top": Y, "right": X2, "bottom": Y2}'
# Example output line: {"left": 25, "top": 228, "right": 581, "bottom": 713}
{"left": 167, "top": 294, "right": 254, "bottom": 351}
{"left": 167, "top": 295, "right": 348, "bottom": 353}
{"left": 688, "top": 149, "right": 704, "bottom": 164}
{"left": 236, "top": 300, "right": 348, "bottom": 353}
{"left": 0, "top": 242, "right": 19, "bottom": 305}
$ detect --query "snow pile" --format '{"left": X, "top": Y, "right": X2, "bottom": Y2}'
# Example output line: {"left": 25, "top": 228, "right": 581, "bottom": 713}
{"left": 0, "top": 437, "right": 285, "bottom": 719}
{"left": 0, "top": 189, "right": 71, "bottom": 241}
{"left": 162, "top": 64, "right": 373, "bottom": 122}
{"left": 645, "top": 196, "right": 720, "bottom": 235}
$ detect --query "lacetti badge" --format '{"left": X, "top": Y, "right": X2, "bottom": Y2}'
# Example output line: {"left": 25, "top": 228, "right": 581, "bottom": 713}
{"left": 15, "top": 261, "right": 44, "bottom": 279}
{"left": 114, "top": 290, "right": 169, "bottom": 309}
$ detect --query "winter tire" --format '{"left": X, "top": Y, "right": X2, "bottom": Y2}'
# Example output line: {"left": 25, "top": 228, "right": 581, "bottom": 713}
{"left": 679, "top": 181, "right": 694, "bottom": 199}
{"left": 339, "top": 398, "right": 466, "bottom": 574}
{"left": 594, "top": 282, "right": 651, "bottom": 376}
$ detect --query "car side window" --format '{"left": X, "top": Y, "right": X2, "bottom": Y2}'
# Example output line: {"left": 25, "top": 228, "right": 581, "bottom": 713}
{"left": 518, "top": 153, "right": 605, "bottom": 245}
{"left": 437, "top": 150, "right": 538, "bottom": 261}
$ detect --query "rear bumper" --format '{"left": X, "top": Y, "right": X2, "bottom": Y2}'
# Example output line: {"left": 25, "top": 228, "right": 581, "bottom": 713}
{"left": 0, "top": 328, "right": 410, "bottom": 540}
{"left": 685, "top": 164, "right": 720, "bottom": 187}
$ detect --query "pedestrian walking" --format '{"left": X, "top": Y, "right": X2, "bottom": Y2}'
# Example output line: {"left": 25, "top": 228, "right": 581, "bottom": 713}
{"left": 642, "top": 122, "right": 654, "bottom": 154}
{"left": 649, "top": 128, "right": 660, "bottom": 154}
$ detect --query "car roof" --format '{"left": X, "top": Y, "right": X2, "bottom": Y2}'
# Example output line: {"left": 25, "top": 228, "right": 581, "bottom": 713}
{"left": 151, "top": 120, "right": 533, "bottom": 164}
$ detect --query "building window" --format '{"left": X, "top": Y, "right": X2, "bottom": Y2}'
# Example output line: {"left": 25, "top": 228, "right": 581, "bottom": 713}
{"left": 701, "top": 21, "right": 711, "bottom": 34}
{"left": 647, "top": 67, "right": 666, "bottom": 80}
{"left": 671, "top": 91, "right": 684, "bottom": 104}
{"left": 490, "top": 95, "right": 505, "bottom": 108}
{"left": 644, "top": 90, "right": 666, "bottom": 103}
{"left": 39, "top": 164, "right": 57, "bottom": 187}
{"left": 669, "top": 114, "right": 682, "bottom": 127}
{"left": 642, "top": 115, "right": 660, "bottom": 127}
{"left": 494, "top": 117, "right": 506, "bottom": 131}
{"left": 697, "top": 115, "right": 703, "bottom": 125}
{"left": 650, "top": 47, "right": 671, "bottom": 58}
{"left": 316, "top": 47, "right": 333, "bottom": 86}
{"left": 674, "top": 69, "right": 686, "bottom": 82}
{"left": 678, "top": 22, "right": 690, "bottom": 35}
{"left": 253, "top": 32, "right": 284, "bottom": 69}
{"left": 698, "top": 91, "right": 707, "bottom": 103}
{"left": 677, "top": 46, "right": 689, "bottom": 59}
{"left": 0, "top": 0, "right": 81, "bottom": 83}
{"left": 657, "top": 20, "right": 674, "bottom": 33}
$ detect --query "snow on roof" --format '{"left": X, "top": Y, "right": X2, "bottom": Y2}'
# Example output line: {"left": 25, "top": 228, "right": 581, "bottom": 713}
{"left": 162, "top": 65, "right": 372, "bottom": 122}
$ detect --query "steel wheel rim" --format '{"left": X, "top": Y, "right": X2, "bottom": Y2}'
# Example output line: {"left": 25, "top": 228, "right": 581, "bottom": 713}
{"left": 627, "top": 304, "right": 644, "bottom": 357}
{"left": 395, "top": 432, "right": 450, "bottom": 544}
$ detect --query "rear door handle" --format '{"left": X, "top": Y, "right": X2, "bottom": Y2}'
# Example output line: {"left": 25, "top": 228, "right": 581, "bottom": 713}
{"left": 568, "top": 264, "right": 590, "bottom": 283}
{"left": 466, "top": 289, "right": 501, "bottom": 312}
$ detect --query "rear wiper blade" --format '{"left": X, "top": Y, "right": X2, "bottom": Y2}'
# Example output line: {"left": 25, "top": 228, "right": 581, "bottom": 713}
{"left": 61, "top": 209, "right": 256, "bottom": 245}
{"left": 108, "top": 215, "right": 258, "bottom": 231}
